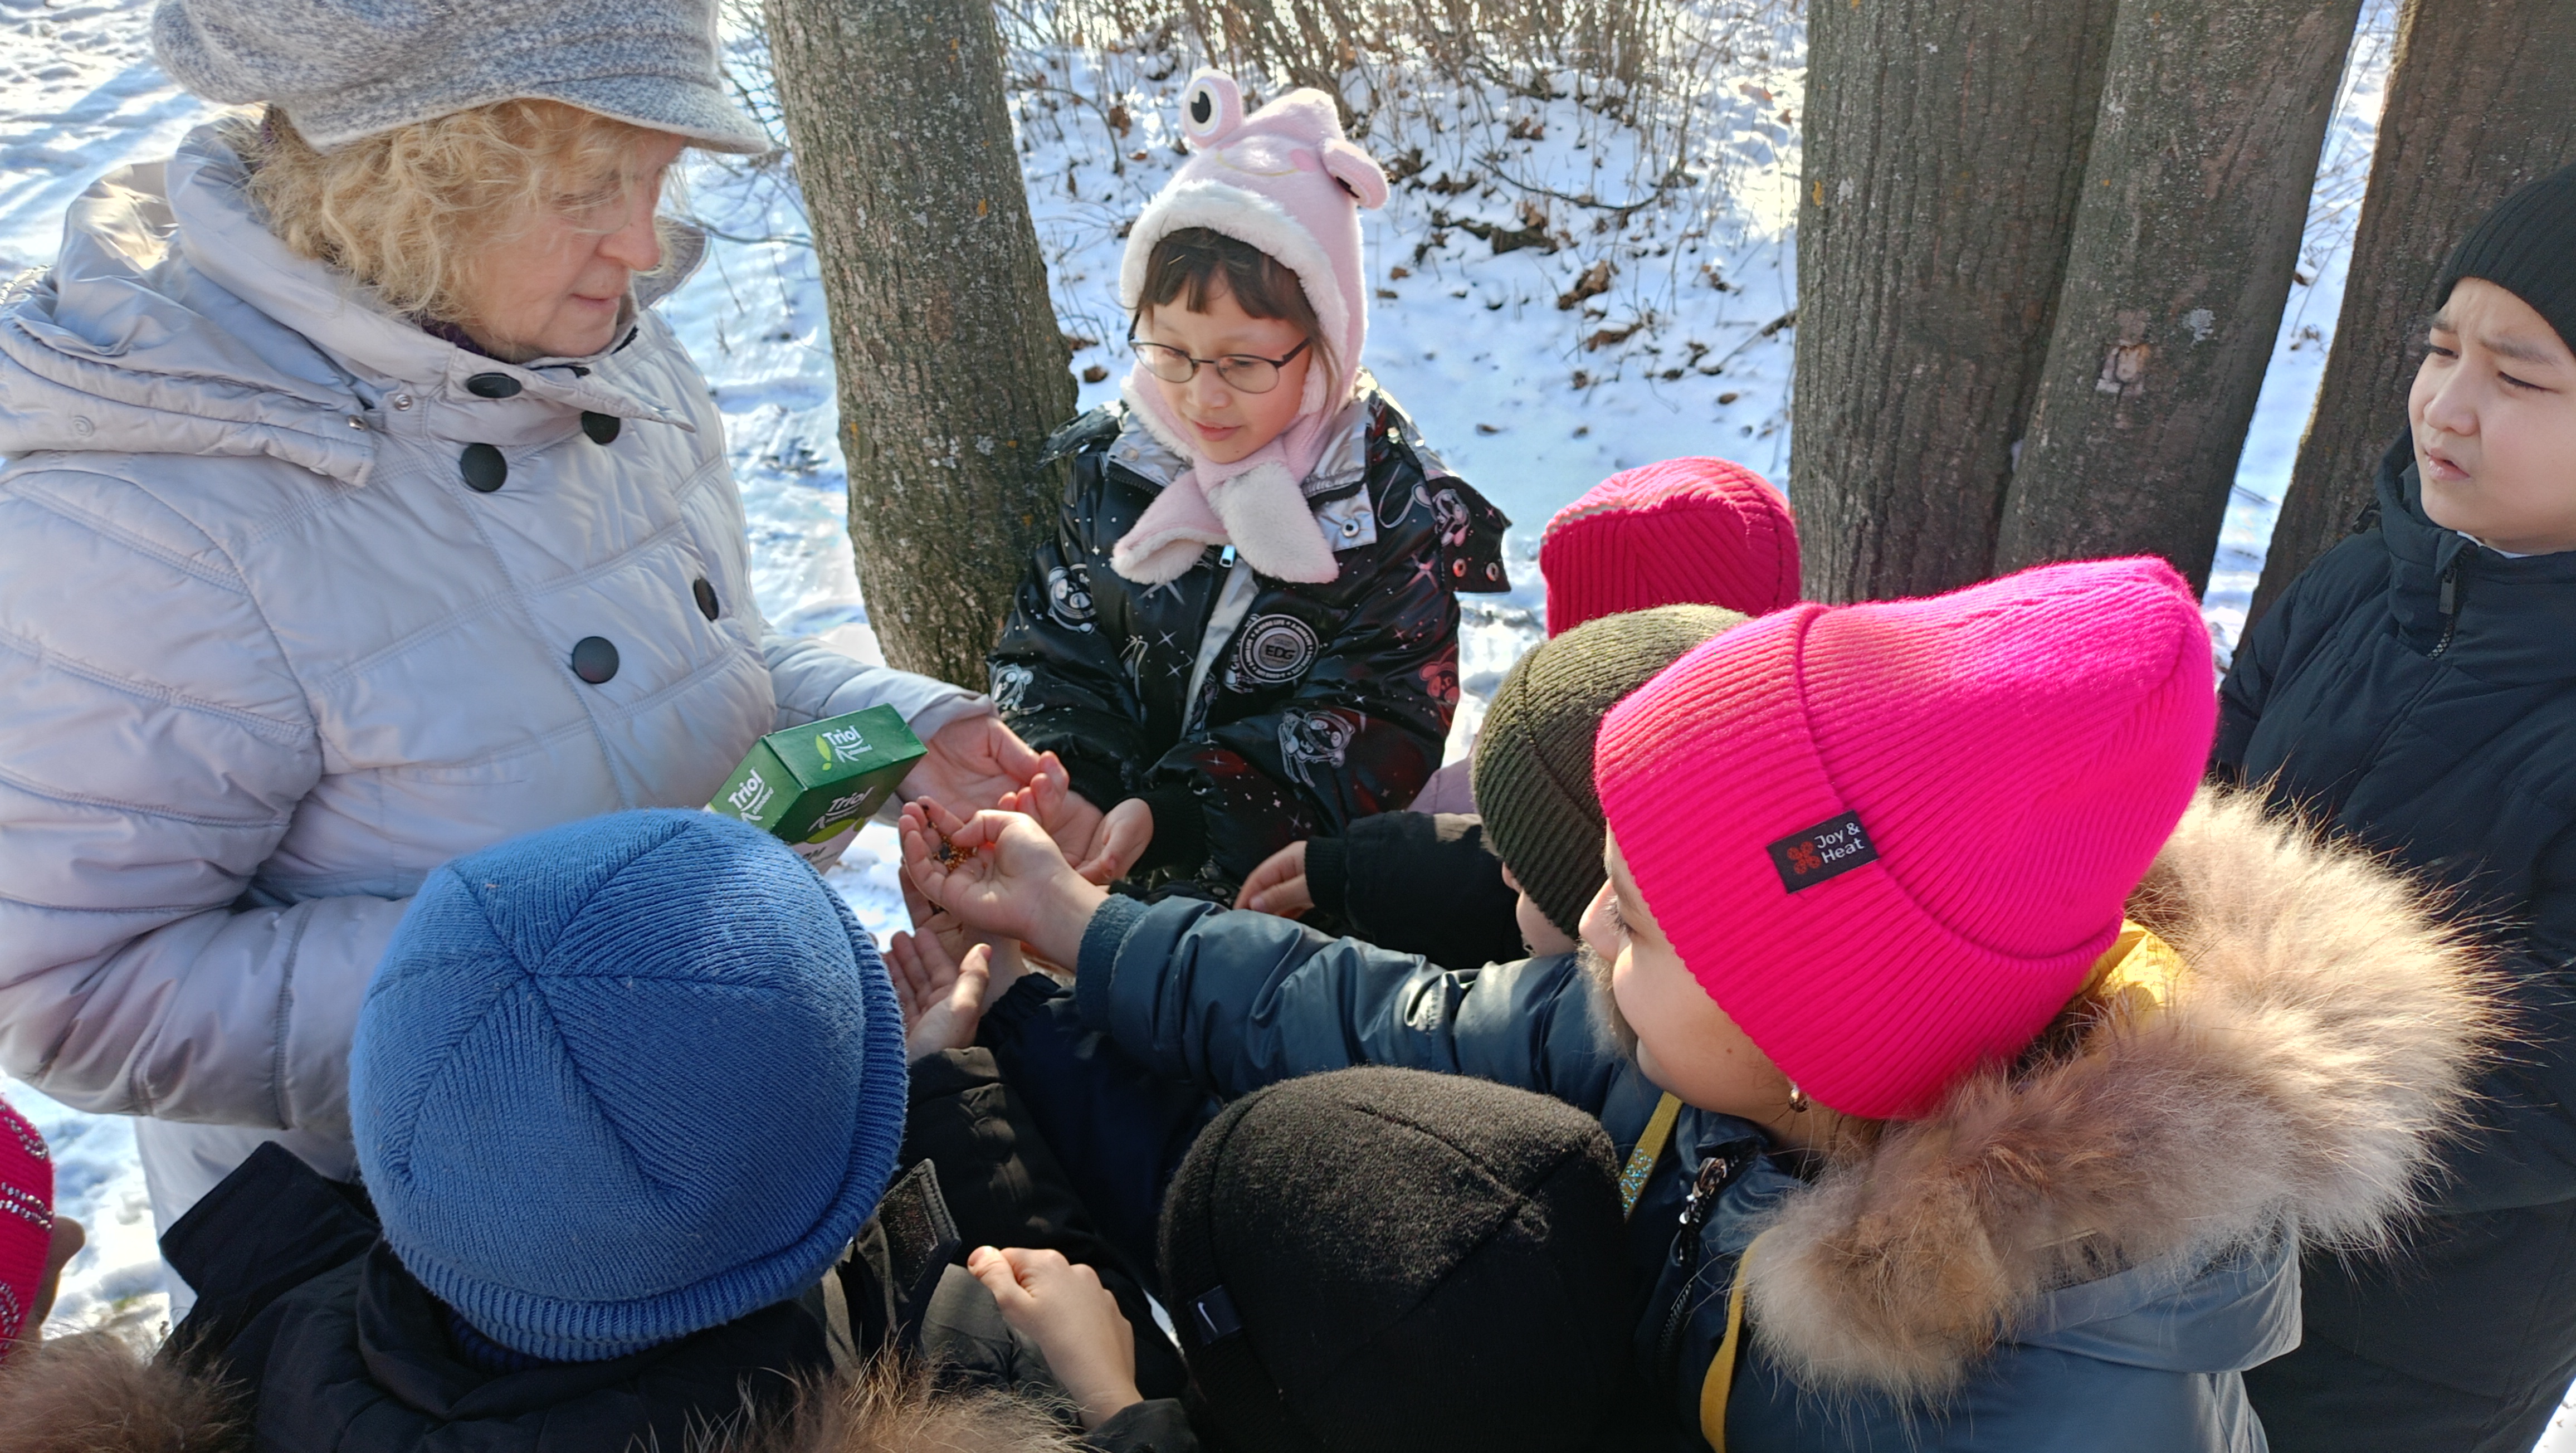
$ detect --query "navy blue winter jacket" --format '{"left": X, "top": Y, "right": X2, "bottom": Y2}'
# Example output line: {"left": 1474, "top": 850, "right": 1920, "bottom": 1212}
{"left": 2218, "top": 434, "right": 2576, "bottom": 1424}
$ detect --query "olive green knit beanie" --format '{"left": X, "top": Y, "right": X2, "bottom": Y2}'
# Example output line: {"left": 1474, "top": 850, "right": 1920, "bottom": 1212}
{"left": 1472, "top": 604, "right": 1747, "bottom": 938}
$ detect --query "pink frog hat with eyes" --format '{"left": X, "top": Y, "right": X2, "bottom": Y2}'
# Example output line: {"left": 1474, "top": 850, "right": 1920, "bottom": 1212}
{"left": 1111, "top": 70, "right": 1392, "bottom": 587}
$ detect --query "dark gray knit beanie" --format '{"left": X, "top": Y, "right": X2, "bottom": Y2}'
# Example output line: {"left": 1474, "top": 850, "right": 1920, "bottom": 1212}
{"left": 152, "top": 0, "right": 769, "bottom": 154}
{"left": 2438, "top": 163, "right": 2576, "bottom": 354}
{"left": 1157, "top": 1066, "right": 1645, "bottom": 1453}
{"left": 1472, "top": 604, "right": 1746, "bottom": 938}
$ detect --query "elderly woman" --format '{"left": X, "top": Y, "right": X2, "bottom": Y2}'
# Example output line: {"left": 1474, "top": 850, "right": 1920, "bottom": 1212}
{"left": 0, "top": 0, "right": 1048, "bottom": 1252}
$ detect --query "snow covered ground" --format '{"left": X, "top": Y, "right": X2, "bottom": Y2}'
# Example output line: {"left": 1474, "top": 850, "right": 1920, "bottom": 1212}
{"left": 19, "top": 0, "right": 2566, "bottom": 1440}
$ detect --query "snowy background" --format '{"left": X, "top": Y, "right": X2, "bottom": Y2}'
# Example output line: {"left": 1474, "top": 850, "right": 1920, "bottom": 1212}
{"left": 13, "top": 0, "right": 2555, "bottom": 1436}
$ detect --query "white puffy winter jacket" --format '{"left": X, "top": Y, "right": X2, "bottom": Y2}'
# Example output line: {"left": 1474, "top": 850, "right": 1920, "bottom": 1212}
{"left": 0, "top": 128, "right": 982, "bottom": 1158}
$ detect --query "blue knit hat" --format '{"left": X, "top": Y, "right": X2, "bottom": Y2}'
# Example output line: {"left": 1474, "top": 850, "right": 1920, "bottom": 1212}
{"left": 353, "top": 810, "right": 906, "bottom": 1362}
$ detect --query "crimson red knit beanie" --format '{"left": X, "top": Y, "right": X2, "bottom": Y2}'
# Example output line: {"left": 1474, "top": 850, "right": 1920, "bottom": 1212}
{"left": 1539, "top": 457, "right": 1800, "bottom": 635}
{"left": 1593, "top": 558, "right": 2215, "bottom": 1119}
{"left": 0, "top": 1099, "right": 51, "bottom": 1352}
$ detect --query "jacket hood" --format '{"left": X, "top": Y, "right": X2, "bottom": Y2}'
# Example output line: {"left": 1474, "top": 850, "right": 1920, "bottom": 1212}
{"left": 1741, "top": 786, "right": 2502, "bottom": 1398}
{"left": 0, "top": 123, "right": 699, "bottom": 487}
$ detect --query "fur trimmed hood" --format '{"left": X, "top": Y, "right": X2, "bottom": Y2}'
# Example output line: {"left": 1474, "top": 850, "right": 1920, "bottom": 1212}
{"left": 0, "top": 1330, "right": 242, "bottom": 1453}
{"left": 0, "top": 1332, "right": 1082, "bottom": 1453}
{"left": 1741, "top": 786, "right": 2503, "bottom": 1399}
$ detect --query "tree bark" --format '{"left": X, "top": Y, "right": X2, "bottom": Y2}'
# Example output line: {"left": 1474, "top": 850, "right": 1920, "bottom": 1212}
{"left": 2247, "top": 0, "right": 2576, "bottom": 628}
{"left": 1793, "top": 0, "right": 2120, "bottom": 603}
{"left": 765, "top": 0, "right": 1076, "bottom": 688}
{"left": 1993, "top": 0, "right": 2360, "bottom": 593}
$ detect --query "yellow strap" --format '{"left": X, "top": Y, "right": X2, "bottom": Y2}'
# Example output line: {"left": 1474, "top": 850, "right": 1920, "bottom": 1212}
{"left": 2081, "top": 919, "right": 2187, "bottom": 1019}
{"left": 1699, "top": 1228, "right": 1771, "bottom": 1452}
{"left": 1619, "top": 1092, "right": 1685, "bottom": 1220}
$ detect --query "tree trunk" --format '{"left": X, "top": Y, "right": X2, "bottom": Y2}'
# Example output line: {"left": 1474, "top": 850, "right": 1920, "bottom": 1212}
{"left": 1993, "top": 0, "right": 2360, "bottom": 593}
{"left": 2246, "top": 0, "right": 2576, "bottom": 628}
{"left": 765, "top": 0, "right": 1076, "bottom": 689}
{"left": 1793, "top": 0, "right": 2120, "bottom": 603}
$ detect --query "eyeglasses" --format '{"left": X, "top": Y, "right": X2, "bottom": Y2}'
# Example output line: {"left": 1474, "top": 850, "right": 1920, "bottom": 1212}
{"left": 1128, "top": 331, "right": 1311, "bottom": 394}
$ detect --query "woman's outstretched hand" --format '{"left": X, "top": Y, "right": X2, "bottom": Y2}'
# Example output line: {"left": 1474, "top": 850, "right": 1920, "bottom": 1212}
{"left": 899, "top": 712, "right": 1051, "bottom": 818}
{"left": 897, "top": 798, "right": 1105, "bottom": 969}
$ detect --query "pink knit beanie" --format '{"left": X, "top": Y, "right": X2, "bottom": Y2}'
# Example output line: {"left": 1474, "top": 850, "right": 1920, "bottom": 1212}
{"left": 1540, "top": 457, "right": 1801, "bottom": 635}
{"left": 1594, "top": 558, "right": 2216, "bottom": 1119}
{"left": 1110, "top": 70, "right": 1389, "bottom": 587}
{"left": 0, "top": 1099, "right": 51, "bottom": 1352}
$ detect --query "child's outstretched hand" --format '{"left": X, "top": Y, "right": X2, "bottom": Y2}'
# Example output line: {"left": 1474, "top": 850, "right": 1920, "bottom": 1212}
{"left": 1079, "top": 798, "right": 1155, "bottom": 885}
{"left": 888, "top": 926, "right": 992, "bottom": 1060}
{"left": 1235, "top": 839, "right": 1313, "bottom": 917}
{"left": 967, "top": 1246, "right": 1141, "bottom": 1431}
{"left": 899, "top": 798, "right": 1106, "bottom": 969}
{"left": 1008, "top": 752, "right": 1112, "bottom": 870}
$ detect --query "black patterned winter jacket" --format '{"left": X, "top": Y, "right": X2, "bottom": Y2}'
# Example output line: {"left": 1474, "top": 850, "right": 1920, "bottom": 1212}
{"left": 989, "top": 381, "right": 1507, "bottom": 893}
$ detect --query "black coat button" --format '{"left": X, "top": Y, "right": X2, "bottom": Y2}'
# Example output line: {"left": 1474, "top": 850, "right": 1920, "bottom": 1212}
{"left": 460, "top": 443, "right": 506, "bottom": 493}
{"left": 570, "top": 636, "right": 619, "bottom": 684}
{"left": 580, "top": 411, "right": 622, "bottom": 444}
{"left": 692, "top": 578, "right": 719, "bottom": 620}
{"left": 464, "top": 372, "right": 523, "bottom": 399}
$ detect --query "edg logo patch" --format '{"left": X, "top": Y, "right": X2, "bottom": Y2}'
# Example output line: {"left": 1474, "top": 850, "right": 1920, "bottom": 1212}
{"left": 1232, "top": 613, "right": 1320, "bottom": 688}
{"left": 1767, "top": 811, "right": 1878, "bottom": 893}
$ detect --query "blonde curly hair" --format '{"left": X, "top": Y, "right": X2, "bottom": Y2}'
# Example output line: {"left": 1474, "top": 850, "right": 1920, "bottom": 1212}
{"left": 230, "top": 98, "right": 684, "bottom": 329}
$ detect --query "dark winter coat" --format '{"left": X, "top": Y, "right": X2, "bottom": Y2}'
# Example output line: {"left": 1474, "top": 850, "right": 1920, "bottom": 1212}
{"left": 151, "top": 1048, "right": 1170, "bottom": 1452}
{"left": 989, "top": 384, "right": 1507, "bottom": 892}
{"left": 1304, "top": 810, "right": 1522, "bottom": 972}
{"left": 2218, "top": 435, "right": 2576, "bottom": 1451}
{"left": 992, "top": 791, "right": 2492, "bottom": 1452}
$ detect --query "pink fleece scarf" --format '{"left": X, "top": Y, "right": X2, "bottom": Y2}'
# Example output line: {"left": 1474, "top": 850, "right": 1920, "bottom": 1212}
{"left": 1106, "top": 70, "right": 1389, "bottom": 587}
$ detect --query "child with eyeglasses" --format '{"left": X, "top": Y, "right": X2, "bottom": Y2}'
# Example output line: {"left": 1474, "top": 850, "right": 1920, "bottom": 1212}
{"left": 987, "top": 69, "right": 1508, "bottom": 900}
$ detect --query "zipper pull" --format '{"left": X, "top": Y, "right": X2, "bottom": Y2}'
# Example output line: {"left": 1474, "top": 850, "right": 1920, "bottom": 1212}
{"left": 1654, "top": 1150, "right": 1737, "bottom": 1381}
{"left": 1679, "top": 1152, "right": 1731, "bottom": 1232}
{"left": 2440, "top": 559, "right": 2459, "bottom": 617}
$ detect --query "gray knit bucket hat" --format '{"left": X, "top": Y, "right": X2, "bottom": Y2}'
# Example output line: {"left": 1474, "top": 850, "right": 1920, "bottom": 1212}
{"left": 152, "top": 0, "right": 770, "bottom": 154}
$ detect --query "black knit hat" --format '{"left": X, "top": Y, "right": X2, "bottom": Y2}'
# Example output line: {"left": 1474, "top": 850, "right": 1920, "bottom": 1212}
{"left": 1157, "top": 1067, "right": 1642, "bottom": 1453}
{"left": 1472, "top": 604, "right": 1748, "bottom": 938}
{"left": 2438, "top": 163, "right": 2576, "bottom": 354}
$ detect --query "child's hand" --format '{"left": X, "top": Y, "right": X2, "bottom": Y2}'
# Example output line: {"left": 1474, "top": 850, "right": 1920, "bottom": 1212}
{"left": 1078, "top": 798, "right": 1155, "bottom": 884}
{"left": 1235, "top": 840, "right": 1313, "bottom": 917}
{"left": 966, "top": 1246, "right": 1141, "bottom": 1431}
{"left": 899, "top": 798, "right": 1106, "bottom": 968}
{"left": 1011, "top": 752, "right": 1111, "bottom": 866}
{"left": 911, "top": 898, "right": 1032, "bottom": 1001}
{"left": 888, "top": 927, "right": 992, "bottom": 1060}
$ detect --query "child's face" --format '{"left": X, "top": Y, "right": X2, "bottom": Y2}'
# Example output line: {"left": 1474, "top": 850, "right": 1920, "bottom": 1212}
{"left": 1582, "top": 832, "right": 1805, "bottom": 1139}
{"left": 2411, "top": 278, "right": 2576, "bottom": 554}
{"left": 1135, "top": 284, "right": 1316, "bottom": 465}
{"left": 1499, "top": 863, "right": 1578, "bottom": 958}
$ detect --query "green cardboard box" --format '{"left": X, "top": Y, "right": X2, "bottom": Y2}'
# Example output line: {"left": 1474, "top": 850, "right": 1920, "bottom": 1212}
{"left": 709, "top": 704, "right": 925, "bottom": 845}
